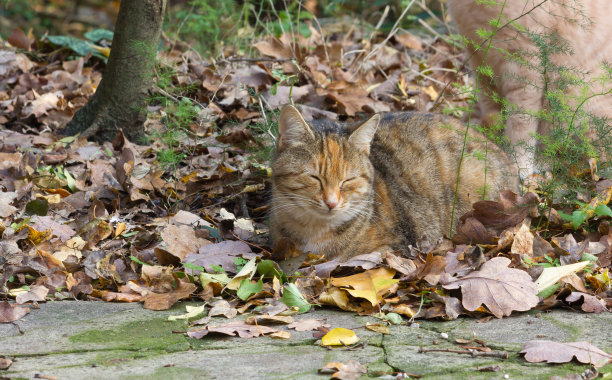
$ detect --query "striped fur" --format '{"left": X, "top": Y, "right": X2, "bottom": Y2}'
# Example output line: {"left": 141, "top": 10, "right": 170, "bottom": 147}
{"left": 270, "top": 105, "right": 519, "bottom": 261}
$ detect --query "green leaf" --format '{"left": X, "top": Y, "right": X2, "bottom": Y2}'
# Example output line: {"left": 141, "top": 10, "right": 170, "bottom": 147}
{"left": 234, "top": 257, "right": 248, "bottom": 272}
{"left": 84, "top": 29, "right": 114, "bottom": 42}
{"left": 297, "top": 22, "right": 311, "bottom": 38}
{"left": 594, "top": 204, "right": 612, "bottom": 218}
{"left": 237, "top": 278, "right": 263, "bottom": 301}
{"left": 257, "top": 260, "right": 287, "bottom": 283}
{"left": 129, "top": 255, "right": 148, "bottom": 266}
{"left": 63, "top": 168, "right": 76, "bottom": 192}
{"left": 211, "top": 264, "right": 226, "bottom": 274}
{"left": 281, "top": 283, "right": 311, "bottom": 313}
{"left": 382, "top": 312, "right": 403, "bottom": 325}
{"left": 10, "top": 218, "right": 30, "bottom": 231}
{"left": 47, "top": 35, "right": 93, "bottom": 56}
{"left": 200, "top": 272, "right": 231, "bottom": 287}
{"left": 559, "top": 210, "right": 587, "bottom": 229}
{"left": 183, "top": 262, "right": 206, "bottom": 272}
{"left": 25, "top": 199, "right": 49, "bottom": 216}
{"left": 201, "top": 225, "right": 222, "bottom": 241}
{"left": 537, "top": 282, "right": 561, "bottom": 299}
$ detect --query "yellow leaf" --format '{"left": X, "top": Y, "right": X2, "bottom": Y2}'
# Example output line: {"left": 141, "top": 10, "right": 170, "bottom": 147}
{"left": 168, "top": 305, "right": 206, "bottom": 321}
{"left": 321, "top": 328, "right": 359, "bottom": 346}
{"left": 393, "top": 304, "right": 416, "bottom": 317}
{"left": 423, "top": 85, "right": 439, "bottom": 101}
{"left": 27, "top": 226, "right": 51, "bottom": 244}
{"left": 365, "top": 323, "right": 390, "bottom": 334}
{"left": 88, "top": 43, "right": 111, "bottom": 57}
{"left": 181, "top": 171, "right": 198, "bottom": 183}
{"left": 330, "top": 267, "right": 397, "bottom": 306}
{"left": 114, "top": 222, "right": 127, "bottom": 237}
{"left": 270, "top": 331, "right": 291, "bottom": 339}
{"left": 318, "top": 287, "right": 353, "bottom": 311}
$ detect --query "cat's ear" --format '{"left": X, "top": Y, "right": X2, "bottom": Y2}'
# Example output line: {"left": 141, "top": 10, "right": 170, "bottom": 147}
{"left": 349, "top": 114, "right": 380, "bottom": 154}
{"left": 278, "top": 105, "right": 315, "bottom": 149}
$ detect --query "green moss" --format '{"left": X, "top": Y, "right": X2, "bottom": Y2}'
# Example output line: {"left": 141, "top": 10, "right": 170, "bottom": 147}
{"left": 69, "top": 317, "right": 188, "bottom": 353}
{"left": 541, "top": 315, "right": 582, "bottom": 341}
{"left": 121, "top": 365, "right": 209, "bottom": 380}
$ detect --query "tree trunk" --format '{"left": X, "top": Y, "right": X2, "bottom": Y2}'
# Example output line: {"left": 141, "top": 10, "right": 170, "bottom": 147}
{"left": 62, "top": 0, "right": 167, "bottom": 143}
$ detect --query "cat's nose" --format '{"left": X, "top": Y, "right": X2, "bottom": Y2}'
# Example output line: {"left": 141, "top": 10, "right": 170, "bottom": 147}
{"left": 325, "top": 199, "right": 338, "bottom": 210}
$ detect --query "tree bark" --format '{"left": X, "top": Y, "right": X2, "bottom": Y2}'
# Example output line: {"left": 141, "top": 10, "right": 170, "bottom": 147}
{"left": 62, "top": 0, "right": 167, "bottom": 143}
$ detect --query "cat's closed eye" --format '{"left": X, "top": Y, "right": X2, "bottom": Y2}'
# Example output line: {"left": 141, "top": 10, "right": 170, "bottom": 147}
{"left": 309, "top": 175, "right": 323, "bottom": 188}
{"left": 340, "top": 177, "right": 356, "bottom": 190}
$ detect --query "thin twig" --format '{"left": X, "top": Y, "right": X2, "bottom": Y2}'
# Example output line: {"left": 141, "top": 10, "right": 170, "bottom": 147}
{"left": 418, "top": 347, "right": 509, "bottom": 359}
{"left": 224, "top": 57, "right": 293, "bottom": 63}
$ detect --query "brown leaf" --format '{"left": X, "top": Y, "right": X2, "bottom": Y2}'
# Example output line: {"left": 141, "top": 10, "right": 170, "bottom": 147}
{"left": 0, "top": 301, "right": 30, "bottom": 322}
{"left": 8, "top": 27, "right": 30, "bottom": 50}
{"left": 184, "top": 240, "right": 254, "bottom": 274}
{"left": 453, "top": 217, "right": 495, "bottom": 245}
{"left": 15, "top": 285, "right": 49, "bottom": 304}
{"left": 161, "top": 224, "right": 206, "bottom": 261}
{"left": 209, "top": 300, "right": 238, "bottom": 319}
{"left": 143, "top": 281, "right": 197, "bottom": 311}
{"left": 253, "top": 38, "right": 293, "bottom": 59}
{"left": 0, "top": 357, "right": 13, "bottom": 370}
{"left": 0, "top": 191, "right": 18, "bottom": 218}
{"left": 287, "top": 318, "right": 330, "bottom": 332}
{"left": 385, "top": 251, "right": 417, "bottom": 276}
{"left": 187, "top": 320, "right": 279, "bottom": 339}
{"left": 563, "top": 292, "right": 608, "bottom": 313}
{"left": 414, "top": 252, "right": 446, "bottom": 285}
{"left": 441, "top": 257, "right": 539, "bottom": 318}
{"left": 141, "top": 265, "right": 176, "bottom": 293}
{"left": 394, "top": 31, "right": 423, "bottom": 50}
{"left": 520, "top": 340, "right": 612, "bottom": 368}
{"left": 318, "top": 360, "right": 367, "bottom": 380}
{"left": 31, "top": 216, "right": 76, "bottom": 243}
{"left": 245, "top": 314, "right": 294, "bottom": 325}
{"left": 510, "top": 223, "right": 534, "bottom": 258}
{"left": 463, "top": 191, "right": 539, "bottom": 230}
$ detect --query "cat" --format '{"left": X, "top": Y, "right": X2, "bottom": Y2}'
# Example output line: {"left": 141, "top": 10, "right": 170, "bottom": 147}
{"left": 269, "top": 105, "right": 519, "bottom": 261}
{"left": 447, "top": 0, "right": 612, "bottom": 176}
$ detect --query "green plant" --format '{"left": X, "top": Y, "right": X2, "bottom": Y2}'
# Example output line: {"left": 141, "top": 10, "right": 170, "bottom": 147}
{"left": 246, "top": 107, "right": 279, "bottom": 165}
{"left": 559, "top": 202, "right": 612, "bottom": 230}
{"left": 524, "top": 255, "right": 561, "bottom": 268}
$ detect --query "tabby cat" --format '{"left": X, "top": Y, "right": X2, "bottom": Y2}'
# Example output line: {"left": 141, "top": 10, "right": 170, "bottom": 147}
{"left": 270, "top": 105, "right": 519, "bottom": 261}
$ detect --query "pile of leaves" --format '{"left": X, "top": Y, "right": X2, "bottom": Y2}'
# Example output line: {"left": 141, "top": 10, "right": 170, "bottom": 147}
{"left": 0, "top": 11, "right": 611, "bottom": 366}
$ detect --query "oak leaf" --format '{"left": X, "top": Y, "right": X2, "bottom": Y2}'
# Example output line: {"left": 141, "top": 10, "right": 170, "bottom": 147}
{"left": 441, "top": 257, "right": 538, "bottom": 318}
{"left": 187, "top": 320, "right": 278, "bottom": 339}
{"left": 520, "top": 340, "right": 612, "bottom": 368}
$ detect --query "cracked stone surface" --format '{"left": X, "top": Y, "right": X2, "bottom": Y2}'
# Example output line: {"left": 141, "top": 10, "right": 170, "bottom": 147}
{"left": 1, "top": 301, "right": 611, "bottom": 379}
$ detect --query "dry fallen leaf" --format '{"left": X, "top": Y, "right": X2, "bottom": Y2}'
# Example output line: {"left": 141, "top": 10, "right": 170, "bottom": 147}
{"left": 187, "top": 320, "right": 279, "bottom": 339}
{"left": 288, "top": 318, "right": 330, "bottom": 332}
{"left": 318, "top": 360, "right": 367, "bottom": 380}
{"left": 208, "top": 299, "right": 238, "bottom": 319}
{"left": 270, "top": 330, "right": 291, "bottom": 339}
{"left": 0, "top": 357, "right": 12, "bottom": 370}
{"left": 15, "top": 285, "right": 49, "bottom": 304}
{"left": 441, "top": 257, "right": 539, "bottom": 318}
{"left": 321, "top": 327, "right": 359, "bottom": 346}
{"left": 0, "top": 301, "right": 30, "bottom": 322}
{"left": 535, "top": 261, "right": 590, "bottom": 292}
{"left": 245, "top": 314, "right": 294, "bottom": 325}
{"left": 520, "top": 340, "right": 612, "bottom": 368}
{"left": 143, "top": 281, "right": 197, "bottom": 311}
{"left": 365, "top": 322, "right": 390, "bottom": 334}
{"left": 330, "top": 267, "right": 398, "bottom": 306}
